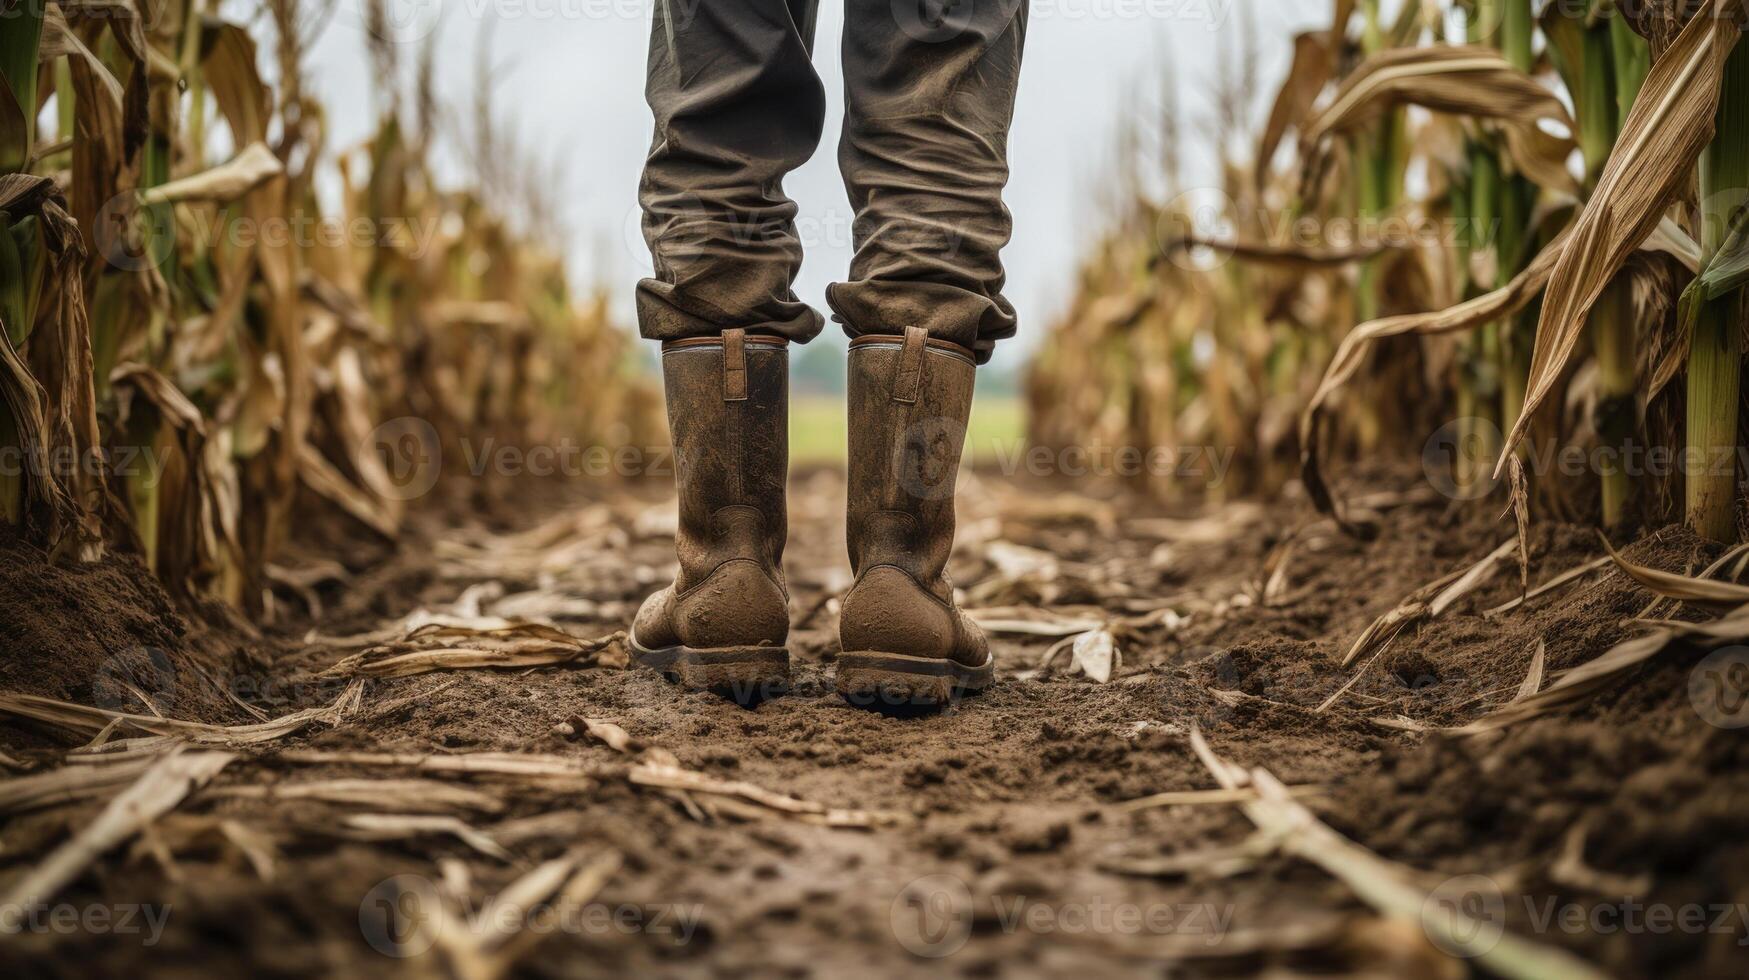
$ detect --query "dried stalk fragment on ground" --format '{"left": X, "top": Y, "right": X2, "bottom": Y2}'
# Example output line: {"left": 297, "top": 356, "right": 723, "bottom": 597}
{"left": 1188, "top": 728, "right": 1607, "bottom": 980}
{"left": 340, "top": 814, "right": 513, "bottom": 861}
{"left": 1461, "top": 602, "right": 1749, "bottom": 735}
{"left": 563, "top": 714, "right": 903, "bottom": 828}
{"left": 1343, "top": 539, "right": 1516, "bottom": 666}
{"left": 412, "top": 848, "right": 623, "bottom": 980}
{"left": 0, "top": 681, "right": 365, "bottom": 756}
{"left": 0, "top": 755, "right": 156, "bottom": 813}
{"left": 278, "top": 749, "right": 602, "bottom": 782}
{"left": 321, "top": 625, "right": 626, "bottom": 678}
{"left": 207, "top": 778, "right": 508, "bottom": 814}
{"left": 0, "top": 749, "right": 235, "bottom": 908}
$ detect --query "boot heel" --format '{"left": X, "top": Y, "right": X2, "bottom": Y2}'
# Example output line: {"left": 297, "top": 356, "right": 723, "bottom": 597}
{"left": 836, "top": 650, "right": 993, "bottom": 709}
{"left": 632, "top": 640, "right": 791, "bottom": 700}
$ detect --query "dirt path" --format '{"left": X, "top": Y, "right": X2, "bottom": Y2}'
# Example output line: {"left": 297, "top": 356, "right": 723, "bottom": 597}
{"left": 3, "top": 467, "right": 1748, "bottom": 977}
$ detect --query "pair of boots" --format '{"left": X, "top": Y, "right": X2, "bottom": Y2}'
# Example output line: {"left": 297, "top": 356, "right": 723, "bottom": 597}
{"left": 629, "top": 328, "right": 990, "bottom": 706}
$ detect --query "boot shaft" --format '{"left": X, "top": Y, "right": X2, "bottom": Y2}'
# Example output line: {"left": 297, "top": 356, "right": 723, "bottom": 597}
{"left": 845, "top": 327, "right": 976, "bottom": 591}
{"left": 660, "top": 330, "right": 789, "bottom": 591}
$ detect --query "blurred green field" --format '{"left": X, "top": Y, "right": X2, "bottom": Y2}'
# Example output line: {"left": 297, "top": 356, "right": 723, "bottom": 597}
{"left": 790, "top": 396, "right": 1025, "bottom": 464}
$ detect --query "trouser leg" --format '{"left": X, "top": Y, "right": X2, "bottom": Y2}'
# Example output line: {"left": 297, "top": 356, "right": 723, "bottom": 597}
{"left": 829, "top": 0, "right": 1029, "bottom": 363}
{"left": 637, "top": 0, "right": 828, "bottom": 343}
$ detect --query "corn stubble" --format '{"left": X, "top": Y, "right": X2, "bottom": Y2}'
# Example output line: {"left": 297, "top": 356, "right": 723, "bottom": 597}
{"left": 1030, "top": 0, "right": 1749, "bottom": 543}
{"left": 0, "top": 0, "right": 660, "bottom": 608}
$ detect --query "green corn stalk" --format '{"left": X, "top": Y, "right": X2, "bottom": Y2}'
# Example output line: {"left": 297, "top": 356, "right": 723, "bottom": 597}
{"left": 1688, "top": 40, "right": 1749, "bottom": 541}
{"left": 1581, "top": 16, "right": 1631, "bottom": 526}
{"left": 1593, "top": 8, "right": 1649, "bottom": 528}
{"left": 1455, "top": 0, "right": 1503, "bottom": 496}
{"left": 1497, "top": 0, "right": 1536, "bottom": 432}
{"left": 1543, "top": 1, "right": 1645, "bottom": 528}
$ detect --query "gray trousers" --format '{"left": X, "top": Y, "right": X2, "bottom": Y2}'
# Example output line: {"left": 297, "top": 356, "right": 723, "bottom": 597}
{"left": 637, "top": 0, "right": 1027, "bottom": 363}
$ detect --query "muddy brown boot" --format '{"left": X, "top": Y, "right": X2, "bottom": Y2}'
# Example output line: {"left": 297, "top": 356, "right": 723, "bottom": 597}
{"left": 838, "top": 327, "right": 992, "bottom": 706}
{"left": 631, "top": 330, "right": 791, "bottom": 696}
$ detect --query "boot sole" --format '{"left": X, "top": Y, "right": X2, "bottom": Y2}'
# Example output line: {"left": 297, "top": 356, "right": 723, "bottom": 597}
{"left": 836, "top": 650, "right": 993, "bottom": 709}
{"left": 629, "top": 637, "right": 791, "bottom": 700}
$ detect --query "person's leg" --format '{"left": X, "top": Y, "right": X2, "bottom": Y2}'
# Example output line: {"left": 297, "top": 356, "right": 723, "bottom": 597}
{"left": 637, "top": 0, "right": 827, "bottom": 343}
{"left": 829, "top": 0, "right": 1028, "bottom": 361}
{"left": 833, "top": 3, "right": 1028, "bottom": 706}
{"left": 631, "top": 0, "right": 824, "bottom": 695}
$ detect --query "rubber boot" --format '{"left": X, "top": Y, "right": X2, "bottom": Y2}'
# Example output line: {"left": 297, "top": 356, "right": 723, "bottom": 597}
{"left": 631, "top": 329, "right": 791, "bottom": 695}
{"left": 839, "top": 327, "right": 992, "bottom": 706}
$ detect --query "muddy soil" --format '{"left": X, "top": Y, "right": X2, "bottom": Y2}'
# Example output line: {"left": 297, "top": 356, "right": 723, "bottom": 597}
{"left": 2, "top": 466, "right": 1747, "bottom": 978}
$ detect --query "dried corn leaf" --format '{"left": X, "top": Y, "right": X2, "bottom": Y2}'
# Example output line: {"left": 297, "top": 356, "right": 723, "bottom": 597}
{"left": 1300, "top": 45, "right": 1580, "bottom": 196}
{"left": 138, "top": 142, "right": 283, "bottom": 205}
{"left": 1502, "top": 1, "right": 1743, "bottom": 468}
{"left": 1301, "top": 231, "right": 1569, "bottom": 530}
{"left": 1256, "top": 30, "right": 1339, "bottom": 187}
{"left": 1484, "top": 556, "right": 1615, "bottom": 616}
{"left": 1462, "top": 602, "right": 1749, "bottom": 734}
{"left": 297, "top": 441, "right": 398, "bottom": 539}
{"left": 1344, "top": 540, "right": 1516, "bottom": 666}
{"left": 1070, "top": 628, "right": 1120, "bottom": 683}
{"left": 1513, "top": 640, "right": 1547, "bottom": 704}
{"left": 1598, "top": 532, "right": 1749, "bottom": 609}
{"left": 1161, "top": 234, "right": 1388, "bottom": 269}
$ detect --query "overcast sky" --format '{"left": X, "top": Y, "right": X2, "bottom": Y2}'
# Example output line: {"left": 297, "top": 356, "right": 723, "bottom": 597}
{"left": 305, "top": 0, "right": 1332, "bottom": 372}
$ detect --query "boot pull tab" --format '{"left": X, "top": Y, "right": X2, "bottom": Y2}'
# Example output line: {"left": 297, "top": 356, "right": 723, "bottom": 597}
{"left": 722, "top": 328, "right": 748, "bottom": 401}
{"left": 892, "top": 325, "right": 927, "bottom": 404}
